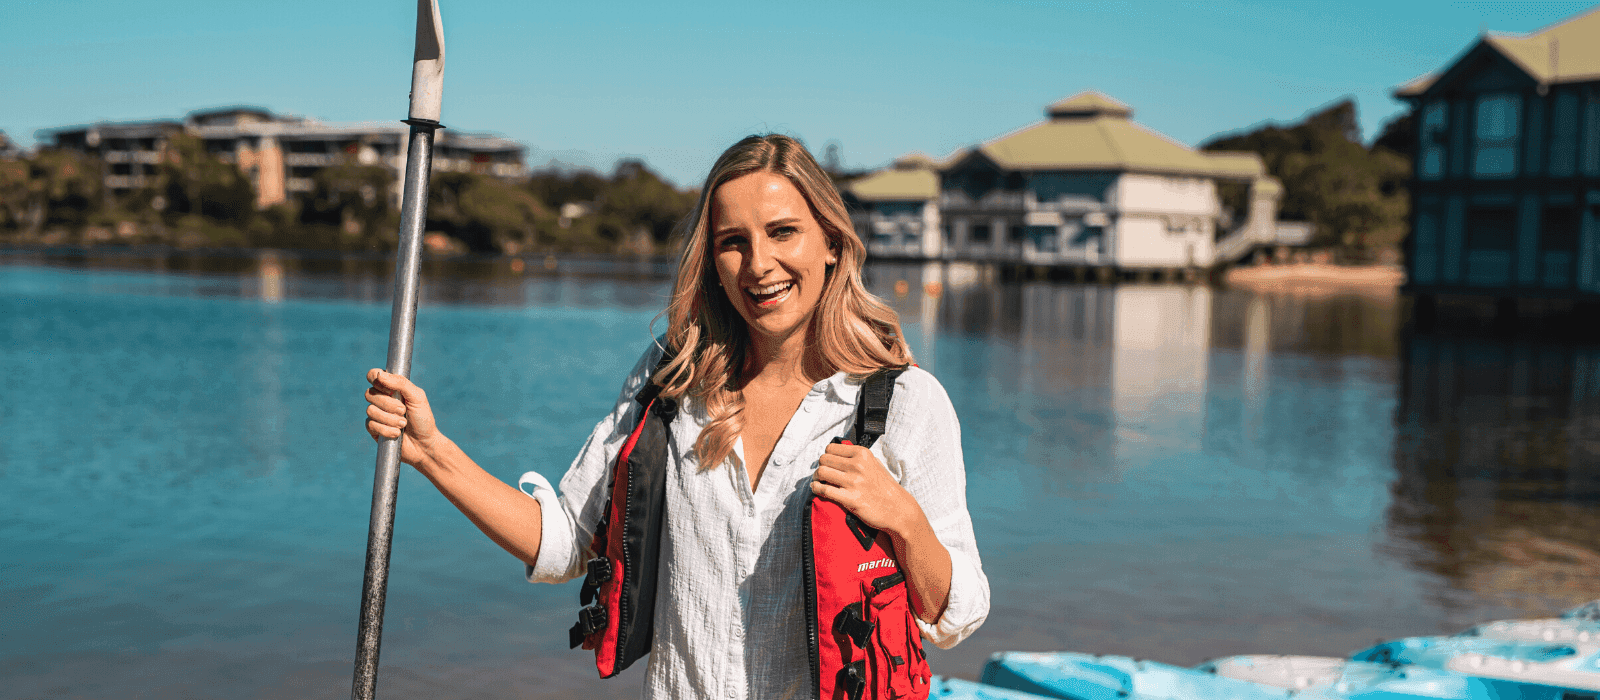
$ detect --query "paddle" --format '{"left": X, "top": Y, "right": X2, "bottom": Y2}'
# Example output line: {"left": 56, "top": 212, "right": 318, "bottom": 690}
{"left": 351, "top": 2, "right": 445, "bottom": 698}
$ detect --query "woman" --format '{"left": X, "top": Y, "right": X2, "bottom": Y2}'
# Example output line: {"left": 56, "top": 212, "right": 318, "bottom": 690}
{"left": 364, "top": 134, "right": 988, "bottom": 698}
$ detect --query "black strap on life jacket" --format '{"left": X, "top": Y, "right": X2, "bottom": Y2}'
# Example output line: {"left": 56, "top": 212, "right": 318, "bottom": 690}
{"left": 851, "top": 366, "right": 903, "bottom": 449}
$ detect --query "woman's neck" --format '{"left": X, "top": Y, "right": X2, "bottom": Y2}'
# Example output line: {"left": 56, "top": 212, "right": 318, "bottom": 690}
{"left": 744, "top": 330, "right": 823, "bottom": 388}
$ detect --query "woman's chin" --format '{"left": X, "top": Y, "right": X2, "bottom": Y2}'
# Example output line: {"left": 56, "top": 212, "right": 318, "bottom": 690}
{"left": 743, "top": 313, "right": 810, "bottom": 345}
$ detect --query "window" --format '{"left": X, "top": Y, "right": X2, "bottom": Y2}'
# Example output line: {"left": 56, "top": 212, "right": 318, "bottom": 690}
{"left": 1072, "top": 226, "right": 1105, "bottom": 253}
{"left": 969, "top": 224, "right": 991, "bottom": 243}
{"left": 1473, "top": 93, "right": 1519, "bottom": 178}
{"left": 1419, "top": 101, "right": 1448, "bottom": 179}
{"left": 1550, "top": 91, "right": 1579, "bottom": 177}
{"left": 1026, "top": 225, "right": 1058, "bottom": 252}
{"left": 1466, "top": 207, "right": 1516, "bottom": 250}
{"left": 1542, "top": 206, "right": 1578, "bottom": 252}
{"left": 1009, "top": 224, "right": 1025, "bottom": 242}
{"left": 1584, "top": 92, "right": 1600, "bottom": 176}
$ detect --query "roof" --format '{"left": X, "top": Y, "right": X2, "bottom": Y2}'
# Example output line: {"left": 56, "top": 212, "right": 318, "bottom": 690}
{"left": 846, "top": 167, "right": 939, "bottom": 201}
{"left": 1047, "top": 91, "right": 1133, "bottom": 119}
{"left": 892, "top": 152, "right": 938, "bottom": 169}
{"left": 973, "top": 93, "right": 1265, "bottom": 179}
{"left": 1396, "top": 6, "right": 1600, "bottom": 97}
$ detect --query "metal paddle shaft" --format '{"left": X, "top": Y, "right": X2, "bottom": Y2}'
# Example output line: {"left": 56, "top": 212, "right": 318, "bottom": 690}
{"left": 351, "top": 2, "right": 444, "bottom": 699}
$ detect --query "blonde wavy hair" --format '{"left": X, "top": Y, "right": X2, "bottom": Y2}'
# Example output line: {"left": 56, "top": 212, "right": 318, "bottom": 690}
{"left": 654, "top": 134, "right": 913, "bottom": 470}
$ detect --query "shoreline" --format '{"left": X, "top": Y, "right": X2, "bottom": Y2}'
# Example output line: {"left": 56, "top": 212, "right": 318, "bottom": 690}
{"left": 1224, "top": 263, "right": 1404, "bottom": 296}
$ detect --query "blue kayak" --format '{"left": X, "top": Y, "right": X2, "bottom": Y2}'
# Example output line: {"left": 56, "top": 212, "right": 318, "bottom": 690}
{"left": 979, "top": 651, "right": 1294, "bottom": 700}
{"left": 931, "top": 675, "right": 1060, "bottom": 700}
{"left": 979, "top": 649, "right": 1590, "bottom": 700}
{"left": 1453, "top": 601, "right": 1600, "bottom": 644}
{"left": 960, "top": 603, "right": 1600, "bottom": 700}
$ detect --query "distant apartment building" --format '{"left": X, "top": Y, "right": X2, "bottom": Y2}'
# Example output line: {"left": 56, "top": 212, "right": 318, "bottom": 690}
{"left": 844, "top": 92, "right": 1285, "bottom": 270}
{"left": 1395, "top": 7, "right": 1600, "bottom": 301}
{"left": 40, "top": 107, "right": 526, "bottom": 209}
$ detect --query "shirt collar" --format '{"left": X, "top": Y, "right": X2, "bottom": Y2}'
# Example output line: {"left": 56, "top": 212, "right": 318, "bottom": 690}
{"left": 817, "top": 371, "right": 864, "bottom": 405}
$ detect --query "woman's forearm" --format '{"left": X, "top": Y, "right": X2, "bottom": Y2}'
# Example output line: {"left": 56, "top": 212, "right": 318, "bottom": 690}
{"left": 414, "top": 434, "right": 545, "bottom": 567}
{"left": 887, "top": 504, "right": 953, "bottom": 625}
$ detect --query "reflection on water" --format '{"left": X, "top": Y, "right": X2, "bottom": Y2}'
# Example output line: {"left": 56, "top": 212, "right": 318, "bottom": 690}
{"left": 2, "top": 251, "right": 1597, "bottom": 699}
{"left": 1389, "top": 331, "right": 1600, "bottom": 614}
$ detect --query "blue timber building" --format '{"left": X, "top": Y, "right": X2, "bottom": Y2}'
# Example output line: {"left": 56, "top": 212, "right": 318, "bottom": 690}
{"left": 1396, "top": 8, "right": 1600, "bottom": 304}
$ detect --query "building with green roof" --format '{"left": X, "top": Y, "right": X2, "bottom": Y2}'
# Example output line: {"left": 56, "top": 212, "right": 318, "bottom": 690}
{"left": 846, "top": 92, "right": 1282, "bottom": 270}
{"left": 1394, "top": 5, "right": 1600, "bottom": 301}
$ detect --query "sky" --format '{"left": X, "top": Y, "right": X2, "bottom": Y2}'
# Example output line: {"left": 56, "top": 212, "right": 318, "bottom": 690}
{"left": 6, "top": 0, "right": 1598, "bottom": 186}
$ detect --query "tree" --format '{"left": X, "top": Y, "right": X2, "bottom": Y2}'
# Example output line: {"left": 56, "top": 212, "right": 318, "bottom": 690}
{"left": 152, "top": 133, "right": 255, "bottom": 228}
{"left": 1202, "top": 99, "right": 1410, "bottom": 255}
{"left": 599, "top": 159, "right": 696, "bottom": 247}
{"left": 427, "top": 171, "right": 549, "bottom": 253}
{"left": 5, "top": 150, "right": 105, "bottom": 233}
{"left": 303, "top": 163, "right": 395, "bottom": 249}
{"left": 1373, "top": 112, "right": 1415, "bottom": 159}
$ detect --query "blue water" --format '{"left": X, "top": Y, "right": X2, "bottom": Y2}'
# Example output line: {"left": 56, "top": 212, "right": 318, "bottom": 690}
{"left": 2, "top": 260, "right": 1594, "bottom": 699}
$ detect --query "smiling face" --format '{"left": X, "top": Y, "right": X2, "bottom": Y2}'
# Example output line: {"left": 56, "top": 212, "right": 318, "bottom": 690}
{"left": 710, "top": 171, "right": 838, "bottom": 351}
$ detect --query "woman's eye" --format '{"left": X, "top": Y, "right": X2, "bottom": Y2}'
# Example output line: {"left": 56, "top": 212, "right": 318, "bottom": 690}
{"left": 772, "top": 226, "right": 798, "bottom": 238}
{"left": 716, "top": 235, "right": 745, "bottom": 249}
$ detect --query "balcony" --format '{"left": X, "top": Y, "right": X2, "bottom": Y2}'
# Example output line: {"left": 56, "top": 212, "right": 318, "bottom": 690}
{"left": 284, "top": 153, "right": 338, "bottom": 167}
{"left": 940, "top": 190, "right": 1025, "bottom": 211}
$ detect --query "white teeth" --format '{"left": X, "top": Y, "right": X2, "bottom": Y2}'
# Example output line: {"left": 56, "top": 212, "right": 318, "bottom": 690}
{"left": 747, "top": 281, "right": 793, "bottom": 296}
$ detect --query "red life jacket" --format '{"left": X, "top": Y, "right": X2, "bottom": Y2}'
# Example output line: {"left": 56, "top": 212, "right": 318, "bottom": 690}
{"left": 804, "top": 367, "right": 931, "bottom": 700}
{"left": 571, "top": 362, "right": 932, "bottom": 700}
{"left": 567, "top": 353, "right": 676, "bottom": 678}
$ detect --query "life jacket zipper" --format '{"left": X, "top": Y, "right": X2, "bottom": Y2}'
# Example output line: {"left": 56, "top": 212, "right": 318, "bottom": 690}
{"left": 803, "top": 495, "right": 822, "bottom": 700}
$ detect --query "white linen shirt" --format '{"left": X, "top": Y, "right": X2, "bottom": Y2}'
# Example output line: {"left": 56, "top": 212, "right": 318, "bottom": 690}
{"left": 522, "top": 343, "right": 989, "bottom": 700}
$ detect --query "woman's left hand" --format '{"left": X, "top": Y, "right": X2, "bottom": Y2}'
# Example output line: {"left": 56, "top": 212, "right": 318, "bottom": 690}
{"left": 812, "top": 442, "right": 922, "bottom": 535}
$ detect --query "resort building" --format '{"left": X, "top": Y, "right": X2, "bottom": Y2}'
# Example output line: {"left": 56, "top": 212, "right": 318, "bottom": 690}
{"left": 1395, "top": 7, "right": 1600, "bottom": 301}
{"left": 845, "top": 92, "right": 1285, "bottom": 271}
{"left": 39, "top": 107, "right": 526, "bottom": 209}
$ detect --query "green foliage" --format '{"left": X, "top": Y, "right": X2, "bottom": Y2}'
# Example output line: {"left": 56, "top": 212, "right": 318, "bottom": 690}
{"left": 521, "top": 160, "right": 698, "bottom": 254}
{"left": 303, "top": 163, "right": 396, "bottom": 250}
{"left": 426, "top": 171, "right": 550, "bottom": 253}
{"left": 1202, "top": 99, "right": 1411, "bottom": 255}
{"left": 2, "top": 137, "right": 699, "bottom": 255}
{"left": 153, "top": 133, "right": 255, "bottom": 227}
{"left": 598, "top": 160, "right": 696, "bottom": 245}
{"left": 0, "top": 150, "right": 104, "bottom": 233}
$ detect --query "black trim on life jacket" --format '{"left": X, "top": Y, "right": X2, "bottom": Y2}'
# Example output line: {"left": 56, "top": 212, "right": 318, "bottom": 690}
{"left": 569, "top": 348, "right": 676, "bottom": 678}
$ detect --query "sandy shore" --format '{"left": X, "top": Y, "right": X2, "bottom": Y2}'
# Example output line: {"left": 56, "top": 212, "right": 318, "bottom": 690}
{"left": 1224, "top": 263, "right": 1404, "bottom": 296}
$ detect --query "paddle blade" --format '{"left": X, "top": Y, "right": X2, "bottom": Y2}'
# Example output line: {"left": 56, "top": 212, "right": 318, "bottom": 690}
{"left": 408, "top": 0, "right": 445, "bottom": 122}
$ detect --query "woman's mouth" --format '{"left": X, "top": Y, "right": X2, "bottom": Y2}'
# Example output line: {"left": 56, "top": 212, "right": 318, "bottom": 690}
{"left": 744, "top": 280, "right": 793, "bottom": 307}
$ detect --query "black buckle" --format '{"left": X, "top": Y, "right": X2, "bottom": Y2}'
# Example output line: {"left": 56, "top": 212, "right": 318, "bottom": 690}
{"left": 653, "top": 396, "right": 678, "bottom": 421}
{"left": 838, "top": 660, "right": 867, "bottom": 700}
{"left": 580, "top": 557, "right": 611, "bottom": 606}
{"left": 844, "top": 512, "right": 878, "bottom": 551}
{"left": 569, "top": 604, "right": 607, "bottom": 648}
{"left": 833, "top": 602, "right": 875, "bottom": 649}
{"left": 569, "top": 603, "right": 607, "bottom": 649}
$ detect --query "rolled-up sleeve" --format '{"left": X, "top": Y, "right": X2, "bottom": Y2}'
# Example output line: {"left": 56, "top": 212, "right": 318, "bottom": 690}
{"left": 880, "top": 368, "right": 990, "bottom": 649}
{"left": 522, "top": 341, "right": 665, "bottom": 584}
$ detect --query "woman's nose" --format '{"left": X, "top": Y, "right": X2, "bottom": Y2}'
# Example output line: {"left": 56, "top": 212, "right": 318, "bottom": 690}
{"left": 746, "top": 233, "right": 776, "bottom": 275}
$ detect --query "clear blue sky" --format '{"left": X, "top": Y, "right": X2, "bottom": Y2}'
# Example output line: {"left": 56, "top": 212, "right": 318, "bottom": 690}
{"left": 6, "top": 1, "right": 1597, "bottom": 186}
